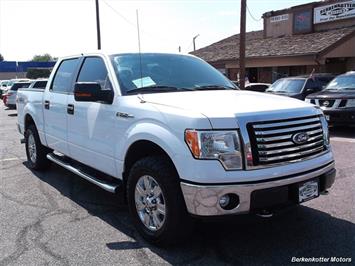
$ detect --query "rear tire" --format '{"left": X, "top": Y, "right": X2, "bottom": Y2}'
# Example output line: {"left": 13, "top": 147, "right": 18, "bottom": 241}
{"left": 25, "top": 124, "right": 51, "bottom": 170}
{"left": 127, "top": 156, "right": 193, "bottom": 246}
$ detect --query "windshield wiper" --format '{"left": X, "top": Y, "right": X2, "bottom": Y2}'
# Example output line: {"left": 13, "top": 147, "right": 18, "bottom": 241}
{"left": 193, "top": 85, "right": 235, "bottom": 90}
{"left": 126, "top": 86, "right": 192, "bottom": 94}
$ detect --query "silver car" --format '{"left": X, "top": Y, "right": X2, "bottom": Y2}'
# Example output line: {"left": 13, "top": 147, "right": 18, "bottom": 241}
{"left": 5, "top": 81, "right": 31, "bottom": 109}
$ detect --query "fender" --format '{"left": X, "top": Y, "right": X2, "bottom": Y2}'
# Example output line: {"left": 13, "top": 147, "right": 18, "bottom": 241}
{"left": 23, "top": 103, "right": 47, "bottom": 146}
{"left": 114, "top": 121, "right": 188, "bottom": 179}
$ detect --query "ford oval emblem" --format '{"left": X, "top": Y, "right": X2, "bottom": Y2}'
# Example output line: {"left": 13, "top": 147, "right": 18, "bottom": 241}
{"left": 292, "top": 132, "right": 309, "bottom": 145}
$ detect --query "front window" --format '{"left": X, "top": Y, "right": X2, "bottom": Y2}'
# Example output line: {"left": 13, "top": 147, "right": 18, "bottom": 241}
{"left": 267, "top": 78, "right": 306, "bottom": 93}
{"left": 325, "top": 75, "right": 355, "bottom": 91}
{"left": 110, "top": 53, "right": 236, "bottom": 95}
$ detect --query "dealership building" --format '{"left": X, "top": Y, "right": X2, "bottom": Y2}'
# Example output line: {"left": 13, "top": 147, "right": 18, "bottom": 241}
{"left": 192, "top": 0, "right": 355, "bottom": 83}
{"left": 0, "top": 61, "right": 56, "bottom": 80}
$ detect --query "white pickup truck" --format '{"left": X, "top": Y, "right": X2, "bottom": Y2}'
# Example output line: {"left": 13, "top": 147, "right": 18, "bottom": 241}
{"left": 17, "top": 52, "right": 336, "bottom": 245}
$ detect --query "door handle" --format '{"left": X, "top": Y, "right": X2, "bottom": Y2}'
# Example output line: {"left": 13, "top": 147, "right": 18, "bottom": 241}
{"left": 67, "top": 104, "right": 74, "bottom": 115}
{"left": 44, "top": 100, "right": 50, "bottom": 109}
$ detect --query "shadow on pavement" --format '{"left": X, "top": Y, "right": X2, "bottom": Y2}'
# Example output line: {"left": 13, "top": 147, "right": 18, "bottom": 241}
{"left": 330, "top": 126, "right": 355, "bottom": 138}
{"left": 25, "top": 162, "right": 355, "bottom": 265}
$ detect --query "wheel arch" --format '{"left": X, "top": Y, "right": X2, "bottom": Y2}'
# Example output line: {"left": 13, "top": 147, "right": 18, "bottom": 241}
{"left": 123, "top": 140, "right": 179, "bottom": 184}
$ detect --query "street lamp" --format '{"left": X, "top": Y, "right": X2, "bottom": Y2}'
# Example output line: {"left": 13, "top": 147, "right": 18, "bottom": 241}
{"left": 193, "top": 34, "right": 200, "bottom": 51}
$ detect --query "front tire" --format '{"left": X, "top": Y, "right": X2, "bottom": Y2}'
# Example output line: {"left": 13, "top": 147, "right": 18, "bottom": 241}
{"left": 25, "top": 124, "right": 51, "bottom": 170}
{"left": 127, "top": 156, "right": 193, "bottom": 246}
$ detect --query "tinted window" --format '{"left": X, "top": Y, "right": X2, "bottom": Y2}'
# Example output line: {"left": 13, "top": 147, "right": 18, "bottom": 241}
{"left": 51, "top": 58, "right": 79, "bottom": 92}
{"left": 11, "top": 83, "right": 31, "bottom": 91}
{"left": 33, "top": 81, "right": 47, "bottom": 89}
{"left": 305, "top": 79, "right": 319, "bottom": 90}
{"left": 77, "top": 57, "right": 112, "bottom": 90}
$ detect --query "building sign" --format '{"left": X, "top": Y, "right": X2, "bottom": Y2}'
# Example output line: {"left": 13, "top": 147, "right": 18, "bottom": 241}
{"left": 270, "top": 14, "right": 289, "bottom": 23}
{"left": 294, "top": 10, "right": 312, "bottom": 34}
{"left": 314, "top": 1, "right": 355, "bottom": 24}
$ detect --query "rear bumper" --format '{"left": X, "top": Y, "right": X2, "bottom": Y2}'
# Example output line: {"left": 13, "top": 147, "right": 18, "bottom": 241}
{"left": 323, "top": 108, "right": 355, "bottom": 124}
{"left": 180, "top": 161, "right": 335, "bottom": 216}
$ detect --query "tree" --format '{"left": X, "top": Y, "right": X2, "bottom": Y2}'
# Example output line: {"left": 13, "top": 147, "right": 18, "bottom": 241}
{"left": 0, "top": 53, "right": 4, "bottom": 62}
{"left": 31, "top": 53, "right": 55, "bottom": 62}
{"left": 26, "top": 68, "right": 52, "bottom": 79}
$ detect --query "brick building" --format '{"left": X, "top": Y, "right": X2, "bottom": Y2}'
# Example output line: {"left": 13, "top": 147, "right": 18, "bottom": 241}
{"left": 191, "top": 0, "right": 355, "bottom": 83}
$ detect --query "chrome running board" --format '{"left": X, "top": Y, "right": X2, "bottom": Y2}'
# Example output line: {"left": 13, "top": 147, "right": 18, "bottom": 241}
{"left": 47, "top": 153, "right": 120, "bottom": 193}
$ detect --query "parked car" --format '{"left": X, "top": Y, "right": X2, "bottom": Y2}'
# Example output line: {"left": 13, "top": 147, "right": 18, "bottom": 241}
{"left": 306, "top": 71, "right": 355, "bottom": 125}
{"left": 4, "top": 81, "right": 31, "bottom": 109}
{"left": 0, "top": 80, "right": 10, "bottom": 99}
{"left": 266, "top": 74, "right": 335, "bottom": 100}
{"left": 245, "top": 83, "right": 270, "bottom": 92}
{"left": 17, "top": 52, "right": 335, "bottom": 245}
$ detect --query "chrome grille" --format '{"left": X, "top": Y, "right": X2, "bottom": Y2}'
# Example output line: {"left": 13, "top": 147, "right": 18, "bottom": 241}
{"left": 248, "top": 115, "right": 326, "bottom": 166}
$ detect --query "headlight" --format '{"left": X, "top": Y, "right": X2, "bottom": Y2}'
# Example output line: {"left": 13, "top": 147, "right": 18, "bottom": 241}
{"left": 185, "top": 130, "right": 242, "bottom": 170}
{"left": 320, "top": 116, "right": 330, "bottom": 146}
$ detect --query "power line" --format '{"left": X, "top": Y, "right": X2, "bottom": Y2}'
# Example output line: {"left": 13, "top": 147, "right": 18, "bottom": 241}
{"left": 102, "top": 0, "right": 136, "bottom": 27}
{"left": 102, "top": 0, "right": 177, "bottom": 46}
{"left": 246, "top": 4, "right": 262, "bottom": 22}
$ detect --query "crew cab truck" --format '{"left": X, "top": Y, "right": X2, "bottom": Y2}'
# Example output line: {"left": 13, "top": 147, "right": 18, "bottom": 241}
{"left": 17, "top": 52, "right": 336, "bottom": 245}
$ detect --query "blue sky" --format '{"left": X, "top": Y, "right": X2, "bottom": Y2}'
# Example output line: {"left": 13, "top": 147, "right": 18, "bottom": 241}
{"left": 0, "top": 0, "right": 312, "bottom": 60}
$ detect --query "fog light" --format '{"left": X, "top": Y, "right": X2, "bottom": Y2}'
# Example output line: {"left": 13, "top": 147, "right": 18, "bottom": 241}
{"left": 219, "top": 193, "right": 240, "bottom": 210}
{"left": 219, "top": 194, "right": 230, "bottom": 208}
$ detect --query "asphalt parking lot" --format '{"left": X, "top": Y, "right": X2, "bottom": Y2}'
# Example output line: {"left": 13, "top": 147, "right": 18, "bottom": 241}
{"left": 0, "top": 103, "right": 354, "bottom": 266}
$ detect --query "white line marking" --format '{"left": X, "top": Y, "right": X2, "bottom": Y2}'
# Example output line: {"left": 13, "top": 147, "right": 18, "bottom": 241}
{"left": 330, "top": 137, "right": 355, "bottom": 143}
{"left": 0, "top": 157, "right": 26, "bottom": 162}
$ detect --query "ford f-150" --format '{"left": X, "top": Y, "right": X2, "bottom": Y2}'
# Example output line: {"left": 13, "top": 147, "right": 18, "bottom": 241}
{"left": 16, "top": 52, "right": 336, "bottom": 245}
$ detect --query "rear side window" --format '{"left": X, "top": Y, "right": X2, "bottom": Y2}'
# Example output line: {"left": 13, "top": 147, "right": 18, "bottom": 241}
{"left": 77, "top": 57, "right": 112, "bottom": 90}
{"left": 51, "top": 58, "right": 79, "bottom": 93}
{"left": 11, "top": 83, "right": 31, "bottom": 91}
{"left": 33, "top": 81, "right": 47, "bottom": 89}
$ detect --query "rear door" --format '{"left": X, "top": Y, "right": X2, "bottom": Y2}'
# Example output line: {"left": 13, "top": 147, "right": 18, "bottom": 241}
{"left": 67, "top": 56, "right": 117, "bottom": 176}
{"left": 43, "top": 58, "right": 80, "bottom": 155}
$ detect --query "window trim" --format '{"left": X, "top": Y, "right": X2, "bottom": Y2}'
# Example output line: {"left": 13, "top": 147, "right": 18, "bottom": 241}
{"left": 73, "top": 56, "right": 114, "bottom": 95}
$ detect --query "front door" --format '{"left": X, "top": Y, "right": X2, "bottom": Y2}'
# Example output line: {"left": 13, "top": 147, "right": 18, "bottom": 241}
{"left": 43, "top": 58, "right": 80, "bottom": 155}
{"left": 67, "top": 56, "right": 117, "bottom": 176}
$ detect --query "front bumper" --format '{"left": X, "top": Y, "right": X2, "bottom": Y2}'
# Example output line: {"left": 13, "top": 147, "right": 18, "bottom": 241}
{"left": 323, "top": 108, "right": 355, "bottom": 124}
{"left": 180, "top": 161, "right": 335, "bottom": 216}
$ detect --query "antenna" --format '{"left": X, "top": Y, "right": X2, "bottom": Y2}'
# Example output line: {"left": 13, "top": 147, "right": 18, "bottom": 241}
{"left": 136, "top": 9, "right": 143, "bottom": 88}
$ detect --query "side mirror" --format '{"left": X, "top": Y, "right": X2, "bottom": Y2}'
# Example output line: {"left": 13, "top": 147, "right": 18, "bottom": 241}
{"left": 74, "top": 82, "right": 113, "bottom": 104}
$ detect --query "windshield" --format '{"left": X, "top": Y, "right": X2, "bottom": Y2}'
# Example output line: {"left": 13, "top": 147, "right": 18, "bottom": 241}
{"left": 110, "top": 53, "right": 236, "bottom": 94}
{"left": 325, "top": 75, "right": 355, "bottom": 90}
{"left": 267, "top": 78, "right": 306, "bottom": 93}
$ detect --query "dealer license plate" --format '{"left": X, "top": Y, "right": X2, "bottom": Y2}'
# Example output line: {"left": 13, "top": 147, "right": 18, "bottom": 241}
{"left": 298, "top": 180, "right": 319, "bottom": 203}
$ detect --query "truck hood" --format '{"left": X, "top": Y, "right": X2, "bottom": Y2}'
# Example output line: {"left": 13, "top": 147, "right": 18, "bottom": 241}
{"left": 142, "top": 90, "right": 315, "bottom": 128}
{"left": 307, "top": 90, "right": 355, "bottom": 99}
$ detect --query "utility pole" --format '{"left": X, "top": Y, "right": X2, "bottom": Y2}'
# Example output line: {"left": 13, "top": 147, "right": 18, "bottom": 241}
{"left": 193, "top": 34, "right": 199, "bottom": 51}
{"left": 178, "top": 46, "right": 181, "bottom": 53}
{"left": 239, "top": 0, "right": 246, "bottom": 90}
{"left": 95, "top": 0, "right": 101, "bottom": 50}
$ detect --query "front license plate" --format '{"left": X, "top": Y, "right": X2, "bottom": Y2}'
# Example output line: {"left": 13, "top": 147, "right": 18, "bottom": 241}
{"left": 298, "top": 180, "right": 319, "bottom": 203}
{"left": 325, "top": 115, "right": 330, "bottom": 121}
